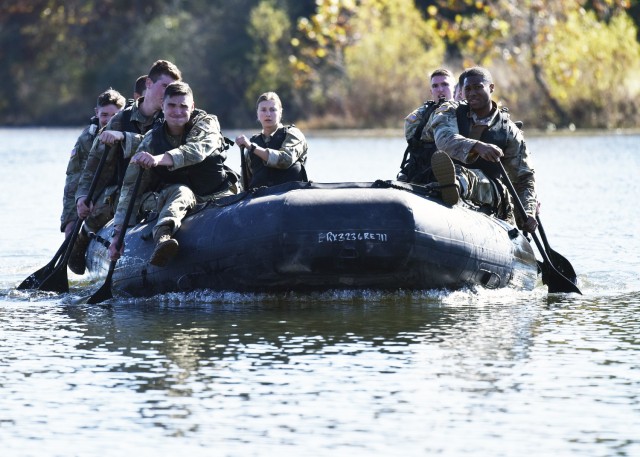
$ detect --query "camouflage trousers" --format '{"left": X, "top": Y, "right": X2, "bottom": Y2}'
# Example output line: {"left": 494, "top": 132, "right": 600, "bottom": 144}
{"left": 456, "top": 166, "right": 515, "bottom": 224}
{"left": 152, "top": 180, "right": 241, "bottom": 240}
{"left": 83, "top": 185, "right": 118, "bottom": 234}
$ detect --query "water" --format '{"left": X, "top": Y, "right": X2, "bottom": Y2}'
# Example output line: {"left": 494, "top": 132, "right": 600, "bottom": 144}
{"left": 0, "top": 127, "right": 638, "bottom": 456}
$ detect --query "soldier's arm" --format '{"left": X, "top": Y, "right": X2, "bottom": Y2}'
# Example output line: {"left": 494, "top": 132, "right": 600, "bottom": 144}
{"left": 265, "top": 126, "right": 307, "bottom": 169}
{"left": 165, "top": 115, "right": 222, "bottom": 170}
{"left": 431, "top": 103, "right": 477, "bottom": 163}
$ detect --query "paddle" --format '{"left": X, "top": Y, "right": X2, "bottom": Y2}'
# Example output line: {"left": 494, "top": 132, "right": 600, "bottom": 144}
{"left": 87, "top": 167, "right": 144, "bottom": 305}
{"left": 536, "top": 214, "right": 578, "bottom": 285}
{"left": 240, "top": 146, "right": 249, "bottom": 190}
{"left": 494, "top": 161, "right": 581, "bottom": 294}
{"left": 19, "top": 143, "right": 118, "bottom": 292}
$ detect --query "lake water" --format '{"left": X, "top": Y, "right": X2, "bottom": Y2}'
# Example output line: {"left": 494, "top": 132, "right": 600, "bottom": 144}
{"left": 0, "top": 127, "right": 638, "bottom": 456}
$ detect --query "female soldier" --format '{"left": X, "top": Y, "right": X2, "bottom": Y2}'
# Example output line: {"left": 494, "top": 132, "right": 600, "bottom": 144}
{"left": 235, "top": 92, "right": 308, "bottom": 188}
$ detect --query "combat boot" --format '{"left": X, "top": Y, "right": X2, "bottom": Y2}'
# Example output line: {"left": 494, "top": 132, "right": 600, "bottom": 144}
{"left": 149, "top": 226, "right": 179, "bottom": 267}
{"left": 68, "top": 228, "right": 90, "bottom": 275}
{"left": 431, "top": 151, "right": 459, "bottom": 206}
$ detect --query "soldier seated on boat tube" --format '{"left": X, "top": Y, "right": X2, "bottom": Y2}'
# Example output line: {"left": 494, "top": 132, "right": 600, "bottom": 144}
{"left": 235, "top": 91, "right": 308, "bottom": 189}
{"left": 60, "top": 88, "right": 126, "bottom": 241}
{"left": 425, "top": 66, "right": 539, "bottom": 233}
{"left": 108, "top": 81, "right": 241, "bottom": 267}
{"left": 397, "top": 68, "right": 455, "bottom": 184}
{"left": 70, "top": 60, "right": 183, "bottom": 275}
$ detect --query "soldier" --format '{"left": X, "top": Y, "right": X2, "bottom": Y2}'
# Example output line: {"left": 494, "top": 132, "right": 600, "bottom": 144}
{"left": 397, "top": 68, "right": 455, "bottom": 184}
{"left": 427, "top": 66, "right": 538, "bottom": 233}
{"left": 108, "top": 81, "right": 240, "bottom": 267}
{"left": 69, "top": 60, "right": 182, "bottom": 275}
{"left": 234, "top": 92, "right": 308, "bottom": 188}
{"left": 60, "top": 88, "right": 126, "bottom": 239}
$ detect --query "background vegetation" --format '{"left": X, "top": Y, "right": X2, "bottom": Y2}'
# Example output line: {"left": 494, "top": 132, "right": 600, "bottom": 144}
{"left": 1, "top": 0, "right": 639, "bottom": 129}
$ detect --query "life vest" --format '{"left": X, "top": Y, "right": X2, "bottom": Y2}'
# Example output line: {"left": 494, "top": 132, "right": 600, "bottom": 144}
{"left": 113, "top": 101, "right": 164, "bottom": 189}
{"left": 248, "top": 125, "right": 307, "bottom": 188}
{"left": 399, "top": 100, "right": 442, "bottom": 184}
{"left": 150, "top": 109, "right": 229, "bottom": 197}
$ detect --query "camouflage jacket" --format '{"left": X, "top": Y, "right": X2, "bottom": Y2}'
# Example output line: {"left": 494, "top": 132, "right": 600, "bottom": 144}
{"left": 75, "top": 97, "right": 157, "bottom": 203}
{"left": 113, "top": 113, "right": 227, "bottom": 228}
{"left": 243, "top": 124, "right": 308, "bottom": 182}
{"left": 60, "top": 121, "right": 98, "bottom": 231}
{"left": 428, "top": 100, "right": 538, "bottom": 216}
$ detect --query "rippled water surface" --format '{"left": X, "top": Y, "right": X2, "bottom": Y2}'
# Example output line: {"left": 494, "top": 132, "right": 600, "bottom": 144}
{"left": 0, "top": 128, "right": 638, "bottom": 456}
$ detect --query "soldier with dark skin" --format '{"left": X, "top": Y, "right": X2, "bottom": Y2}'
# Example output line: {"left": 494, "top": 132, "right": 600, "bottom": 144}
{"left": 427, "top": 66, "right": 538, "bottom": 232}
{"left": 60, "top": 88, "right": 125, "bottom": 239}
{"left": 108, "top": 82, "right": 240, "bottom": 267}
{"left": 68, "top": 60, "right": 182, "bottom": 275}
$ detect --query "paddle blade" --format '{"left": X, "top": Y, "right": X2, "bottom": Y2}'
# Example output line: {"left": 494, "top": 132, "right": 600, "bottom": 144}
{"left": 86, "top": 281, "right": 113, "bottom": 304}
{"left": 547, "top": 249, "right": 578, "bottom": 285}
{"left": 37, "top": 263, "right": 70, "bottom": 293}
{"left": 17, "top": 264, "right": 53, "bottom": 290}
{"left": 539, "top": 260, "right": 582, "bottom": 294}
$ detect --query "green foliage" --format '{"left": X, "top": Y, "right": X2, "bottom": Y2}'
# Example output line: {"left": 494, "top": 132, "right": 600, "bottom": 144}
{"left": 291, "top": 0, "right": 446, "bottom": 127}
{"left": 245, "top": 0, "right": 296, "bottom": 116}
{"left": 538, "top": 9, "right": 640, "bottom": 127}
{"left": 0, "top": 0, "right": 639, "bottom": 128}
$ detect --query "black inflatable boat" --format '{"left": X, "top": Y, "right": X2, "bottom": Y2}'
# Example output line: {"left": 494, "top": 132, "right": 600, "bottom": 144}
{"left": 85, "top": 181, "right": 538, "bottom": 297}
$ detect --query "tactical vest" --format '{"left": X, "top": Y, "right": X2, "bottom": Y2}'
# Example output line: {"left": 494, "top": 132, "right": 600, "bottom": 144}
{"left": 150, "top": 109, "right": 228, "bottom": 197}
{"left": 399, "top": 100, "right": 441, "bottom": 184}
{"left": 248, "top": 125, "right": 307, "bottom": 188}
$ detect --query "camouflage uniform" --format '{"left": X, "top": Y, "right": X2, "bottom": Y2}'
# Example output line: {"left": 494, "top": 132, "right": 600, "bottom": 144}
{"left": 427, "top": 100, "right": 537, "bottom": 225}
{"left": 114, "top": 112, "right": 238, "bottom": 240}
{"left": 75, "top": 97, "right": 158, "bottom": 233}
{"left": 399, "top": 101, "right": 441, "bottom": 183}
{"left": 244, "top": 125, "right": 308, "bottom": 186}
{"left": 60, "top": 121, "right": 98, "bottom": 232}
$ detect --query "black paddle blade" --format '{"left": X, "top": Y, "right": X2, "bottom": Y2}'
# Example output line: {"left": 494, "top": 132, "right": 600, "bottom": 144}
{"left": 547, "top": 249, "right": 578, "bottom": 285}
{"left": 86, "top": 281, "right": 113, "bottom": 304}
{"left": 17, "top": 263, "right": 54, "bottom": 290}
{"left": 36, "top": 263, "right": 70, "bottom": 294}
{"left": 539, "top": 259, "right": 582, "bottom": 294}
{"left": 17, "top": 236, "right": 71, "bottom": 290}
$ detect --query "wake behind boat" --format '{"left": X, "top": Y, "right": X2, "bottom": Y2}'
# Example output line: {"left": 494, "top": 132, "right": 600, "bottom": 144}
{"left": 84, "top": 180, "right": 539, "bottom": 297}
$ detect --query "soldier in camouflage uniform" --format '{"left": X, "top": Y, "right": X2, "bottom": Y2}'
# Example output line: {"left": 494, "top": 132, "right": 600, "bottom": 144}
{"left": 426, "top": 66, "right": 538, "bottom": 233}
{"left": 235, "top": 92, "right": 308, "bottom": 188}
{"left": 69, "top": 60, "right": 183, "bottom": 275}
{"left": 108, "top": 82, "right": 240, "bottom": 267}
{"left": 60, "top": 88, "right": 125, "bottom": 239}
{"left": 397, "top": 68, "right": 455, "bottom": 183}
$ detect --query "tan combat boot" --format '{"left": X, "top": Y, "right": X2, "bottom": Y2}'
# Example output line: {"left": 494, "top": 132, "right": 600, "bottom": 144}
{"left": 431, "top": 151, "right": 459, "bottom": 206}
{"left": 68, "top": 228, "right": 90, "bottom": 275}
{"left": 149, "top": 225, "right": 179, "bottom": 267}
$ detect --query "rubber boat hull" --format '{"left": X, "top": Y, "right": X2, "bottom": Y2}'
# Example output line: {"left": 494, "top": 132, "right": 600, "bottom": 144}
{"left": 86, "top": 181, "right": 538, "bottom": 297}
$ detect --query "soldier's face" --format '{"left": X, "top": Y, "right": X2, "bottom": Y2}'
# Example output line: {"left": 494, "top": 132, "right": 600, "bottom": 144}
{"left": 163, "top": 94, "right": 194, "bottom": 131}
{"left": 96, "top": 104, "right": 121, "bottom": 128}
{"left": 257, "top": 100, "right": 282, "bottom": 130}
{"left": 430, "top": 75, "right": 453, "bottom": 102}
{"left": 147, "top": 74, "right": 179, "bottom": 111}
{"left": 464, "top": 76, "right": 493, "bottom": 113}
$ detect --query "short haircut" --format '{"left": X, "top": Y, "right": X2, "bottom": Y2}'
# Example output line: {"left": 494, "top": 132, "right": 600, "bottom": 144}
{"left": 256, "top": 91, "right": 282, "bottom": 111}
{"left": 163, "top": 81, "right": 192, "bottom": 100}
{"left": 134, "top": 74, "right": 147, "bottom": 95}
{"left": 96, "top": 88, "right": 126, "bottom": 108}
{"left": 462, "top": 67, "right": 493, "bottom": 85}
{"left": 430, "top": 68, "right": 454, "bottom": 81}
{"left": 147, "top": 60, "right": 182, "bottom": 83}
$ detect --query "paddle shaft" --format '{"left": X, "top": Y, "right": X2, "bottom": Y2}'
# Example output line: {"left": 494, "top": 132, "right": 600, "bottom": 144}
{"left": 240, "top": 146, "right": 249, "bottom": 190}
{"left": 496, "top": 161, "right": 581, "bottom": 294}
{"left": 87, "top": 167, "right": 144, "bottom": 304}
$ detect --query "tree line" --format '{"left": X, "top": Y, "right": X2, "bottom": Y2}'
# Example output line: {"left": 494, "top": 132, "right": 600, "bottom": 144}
{"left": 1, "top": 0, "right": 639, "bottom": 130}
